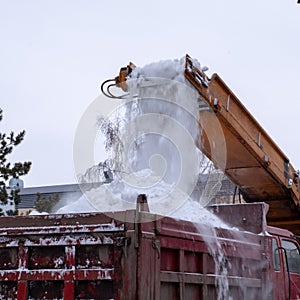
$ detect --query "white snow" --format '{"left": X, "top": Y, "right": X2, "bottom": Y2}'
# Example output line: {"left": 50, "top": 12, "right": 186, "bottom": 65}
{"left": 57, "top": 168, "right": 228, "bottom": 228}
{"left": 129, "top": 58, "right": 187, "bottom": 83}
{"left": 56, "top": 57, "right": 229, "bottom": 230}
{"left": 29, "top": 210, "right": 49, "bottom": 216}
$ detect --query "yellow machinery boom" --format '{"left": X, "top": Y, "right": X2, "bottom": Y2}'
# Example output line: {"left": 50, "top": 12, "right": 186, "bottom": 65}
{"left": 184, "top": 55, "right": 300, "bottom": 234}
{"left": 103, "top": 55, "right": 300, "bottom": 235}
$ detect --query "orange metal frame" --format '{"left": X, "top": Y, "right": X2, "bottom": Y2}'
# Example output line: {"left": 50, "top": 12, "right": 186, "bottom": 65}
{"left": 184, "top": 54, "right": 300, "bottom": 232}
{"left": 108, "top": 55, "right": 300, "bottom": 233}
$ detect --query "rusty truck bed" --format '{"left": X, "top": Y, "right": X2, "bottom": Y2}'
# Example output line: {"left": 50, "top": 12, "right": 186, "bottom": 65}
{"left": 0, "top": 205, "right": 273, "bottom": 299}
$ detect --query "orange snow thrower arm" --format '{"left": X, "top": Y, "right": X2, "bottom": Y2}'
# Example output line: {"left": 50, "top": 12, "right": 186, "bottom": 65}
{"left": 184, "top": 54, "right": 300, "bottom": 231}
{"left": 101, "top": 62, "right": 135, "bottom": 99}
{"left": 101, "top": 55, "right": 300, "bottom": 234}
{"left": 114, "top": 62, "right": 136, "bottom": 92}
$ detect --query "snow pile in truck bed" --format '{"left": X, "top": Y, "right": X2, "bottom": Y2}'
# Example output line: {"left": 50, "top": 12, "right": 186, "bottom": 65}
{"left": 56, "top": 169, "right": 229, "bottom": 229}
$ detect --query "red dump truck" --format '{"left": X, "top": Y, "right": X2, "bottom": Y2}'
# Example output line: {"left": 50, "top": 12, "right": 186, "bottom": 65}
{"left": 0, "top": 199, "right": 300, "bottom": 299}
{"left": 2, "top": 54, "right": 300, "bottom": 299}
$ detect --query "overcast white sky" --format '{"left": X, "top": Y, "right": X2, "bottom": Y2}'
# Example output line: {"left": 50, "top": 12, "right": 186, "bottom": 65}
{"left": 1, "top": 0, "right": 300, "bottom": 187}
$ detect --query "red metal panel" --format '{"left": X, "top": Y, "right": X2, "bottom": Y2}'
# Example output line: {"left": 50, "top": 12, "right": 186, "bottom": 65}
{"left": 137, "top": 234, "right": 156, "bottom": 300}
{"left": 64, "top": 281, "right": 74, "bottom": 300}
{"left": 0, "top": 212, "right": 129, "bottom": 299}
{"left": 120, "top": 230, "right": 137, "bottom": 300}
{"left": 17, "top": 281, "right": 27, "bottom": 300}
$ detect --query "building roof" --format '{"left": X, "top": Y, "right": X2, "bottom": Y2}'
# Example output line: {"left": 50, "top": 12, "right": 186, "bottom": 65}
{"left": 19, "top": 183, "right": 81, "bottom": 195}
{"left": 16, "top": 183, "right": 83, "bottom": 210}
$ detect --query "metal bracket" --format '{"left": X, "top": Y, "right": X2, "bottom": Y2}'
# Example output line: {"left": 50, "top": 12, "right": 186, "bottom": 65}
{"left": 152, "top": 238, "right": 160, "bottom": 259}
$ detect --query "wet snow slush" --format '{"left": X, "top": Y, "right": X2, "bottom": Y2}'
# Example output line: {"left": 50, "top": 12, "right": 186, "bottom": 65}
{"left": 58, "top": 57, "right": 232, "bottom": 299}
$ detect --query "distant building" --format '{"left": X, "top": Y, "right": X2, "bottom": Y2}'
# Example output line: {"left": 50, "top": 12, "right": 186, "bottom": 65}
{"left": 0, "top": 193, "right": 16, "bottom": 215}
{"left": 0, "top": 178, "right": 24, "bottom": 214}
{"left": 17, "top": 184, "right": 83, "bottom": 215}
